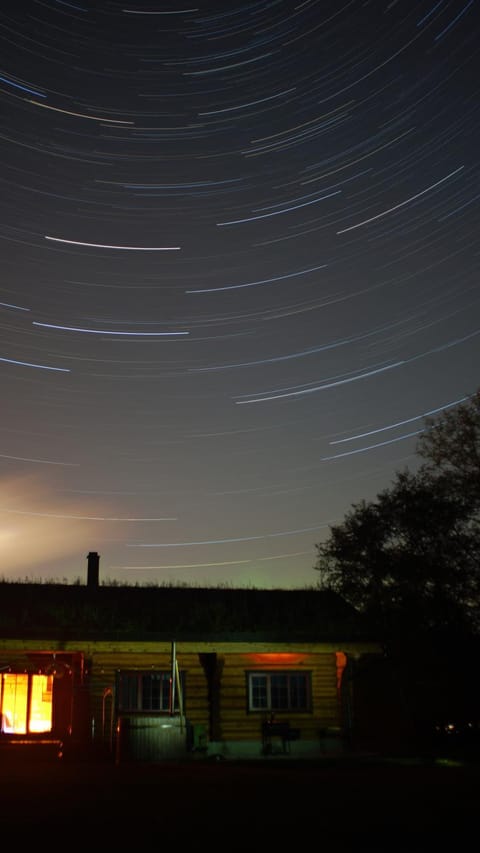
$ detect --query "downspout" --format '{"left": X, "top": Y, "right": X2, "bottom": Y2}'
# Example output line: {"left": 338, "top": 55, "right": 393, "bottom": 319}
{"left": 336, "top": 651, "right": 353, "bottom": 749}
{"left": 175, "top": 658, "right": 184, "bottom": 731}
{"left": 170, "top": 640, "right": 176, "bottom": 716}
{"left": 102, "top": 687, "right": 114, "bottom": 751}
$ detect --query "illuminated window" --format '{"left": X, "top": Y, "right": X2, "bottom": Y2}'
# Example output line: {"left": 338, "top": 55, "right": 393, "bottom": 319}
{"left": 117, "top": 672, "right": 184, "bottom": 713}
{"left": 0, "top": 673, "right": 53, "bottom": 734}
{"left": 248, "top": 672, "right": 311, "bottom": 712}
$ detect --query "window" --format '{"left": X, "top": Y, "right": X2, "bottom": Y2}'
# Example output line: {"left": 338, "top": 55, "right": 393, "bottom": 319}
{"left": 248, "top": 672, "right": 310, "bottom": 712}
{"left": 117, "top": 671, "right": 184, "bottom": 713}
{"left": 0, "top": 673, "right": 53, "bottom": 735}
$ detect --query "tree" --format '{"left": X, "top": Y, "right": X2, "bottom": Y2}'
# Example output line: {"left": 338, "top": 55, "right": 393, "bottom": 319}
{"left": 314, "top": 390, "right": 480, "bottom": 638}
{"left": 315, "top": 392, "right": 480, "bottom": 745}
{"left": 418, "top": 389, "right": 480, "bottom": 503}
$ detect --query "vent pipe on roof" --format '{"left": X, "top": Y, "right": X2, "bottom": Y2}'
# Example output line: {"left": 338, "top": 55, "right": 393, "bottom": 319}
{"left": 87, "top": 551, "right": 100, "bottom": 588}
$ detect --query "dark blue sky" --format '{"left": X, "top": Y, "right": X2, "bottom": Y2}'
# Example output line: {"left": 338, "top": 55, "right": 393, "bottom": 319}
{"left": 1, "top": 1, "right": 479, "bottom": 586}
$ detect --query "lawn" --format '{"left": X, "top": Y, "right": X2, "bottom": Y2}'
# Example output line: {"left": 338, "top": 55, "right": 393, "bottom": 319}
{"left": 0, "top": 754, "right": 477, "bottom": 849}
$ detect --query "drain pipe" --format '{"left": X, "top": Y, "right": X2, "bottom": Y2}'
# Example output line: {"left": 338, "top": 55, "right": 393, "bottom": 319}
{"left": 170, "top": 640, "right": 176, "bottom": 716}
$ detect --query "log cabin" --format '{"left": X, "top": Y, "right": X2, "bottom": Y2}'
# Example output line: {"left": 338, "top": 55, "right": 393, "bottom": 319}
{"left": 0, "top": 552, "right": 383, "bottom": 763}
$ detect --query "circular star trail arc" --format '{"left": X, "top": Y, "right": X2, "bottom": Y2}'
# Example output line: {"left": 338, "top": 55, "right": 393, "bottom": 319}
{"left": 0, "top": 1, "right": 478, "bottom": 586}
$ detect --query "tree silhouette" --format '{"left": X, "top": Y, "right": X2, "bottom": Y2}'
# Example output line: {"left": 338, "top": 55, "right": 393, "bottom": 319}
{"left": 315, "top": 390, "right": 480, "bottom": 638}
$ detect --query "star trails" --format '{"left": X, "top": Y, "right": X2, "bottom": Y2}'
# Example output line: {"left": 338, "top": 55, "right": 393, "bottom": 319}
{"left": 0, "top": 302, "right": 30, "bottom": 312}
{"left": 0, "top": 356, "right": 70, "bottom": 372}
{"left": 199, "top": 88, "right": 296, "bottom": 115}
{"left": 123, "top": 7, "right": 198, "bottom": 13}
{"left": 127, "top": 525, "right": 327, "bottom": 547}
{"left": 116, "top": 560, "right": 251, "bottom": 570}
{"left": 185, "top": 264, "right": 327, "bottom": 294}
{"left": 434, "top": 0, "right": 475, "bottom": 41}
{"left": 234, "top": 363, "right": 403, "bottom": 405}
{"left": 28, "top": 101, "right": 134, "bottom": 125}
{"left": 184, "top": 52, "right": 274, "bottom": 77}
{"left": 3, "top": 510, "right": 177, "bottom": 521}
{"left": 337, "top": 166, "right": 464, "bottom": 234}
{"left": 217, "top": 190, "right": 340, "bottom": 226}
{"left": 114, "top": 551, "right": 314, "bottom": 571}
{"left": 45, "top": 236, "right": 181, "bottom": 250}
{"left": 0, "top": 75, "right": 46, "bottom": 98}
{"left": 0, "top": 454, "right": 79, "bottom": 466}
{"left": 330, "top": 396, "right": 470, "bottom": 444}
{"left": 33, "top": 323, "right": 189, "bottom": 336}
{"left": 321, "top": 431, "right": 424, "bottom": 461}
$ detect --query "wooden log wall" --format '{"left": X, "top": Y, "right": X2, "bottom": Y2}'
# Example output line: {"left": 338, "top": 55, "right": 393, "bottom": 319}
{"left": 0, "top": 642, "right": 364, "bottom": 751}
{"left": 81, "top": 649, "right": 341, "bottom": 747}
{"left": 85, "top": 650, "right": 210, "bottom": 749}
{"left": 217, "top": 652, "right": 340, "bottom": 743}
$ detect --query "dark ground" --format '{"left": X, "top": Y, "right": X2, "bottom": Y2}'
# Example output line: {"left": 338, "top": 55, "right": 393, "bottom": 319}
{"left": 0, "top": 752, "right": 477, "bottom": 850}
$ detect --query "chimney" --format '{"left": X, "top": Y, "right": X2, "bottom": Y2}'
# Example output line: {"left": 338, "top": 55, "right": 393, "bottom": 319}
{"left": 87, "top": 551, "right": 100, "bottom": 588}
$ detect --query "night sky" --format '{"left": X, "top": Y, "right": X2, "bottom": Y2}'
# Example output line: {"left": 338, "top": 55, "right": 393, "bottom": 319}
{"left": 1, "top": 1, "right": 479, "bottom": 587}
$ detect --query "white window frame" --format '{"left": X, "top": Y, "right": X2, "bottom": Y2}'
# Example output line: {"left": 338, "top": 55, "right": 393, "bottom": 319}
{"left": 247, "top": 671, "right": 311, "bottom": 712}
